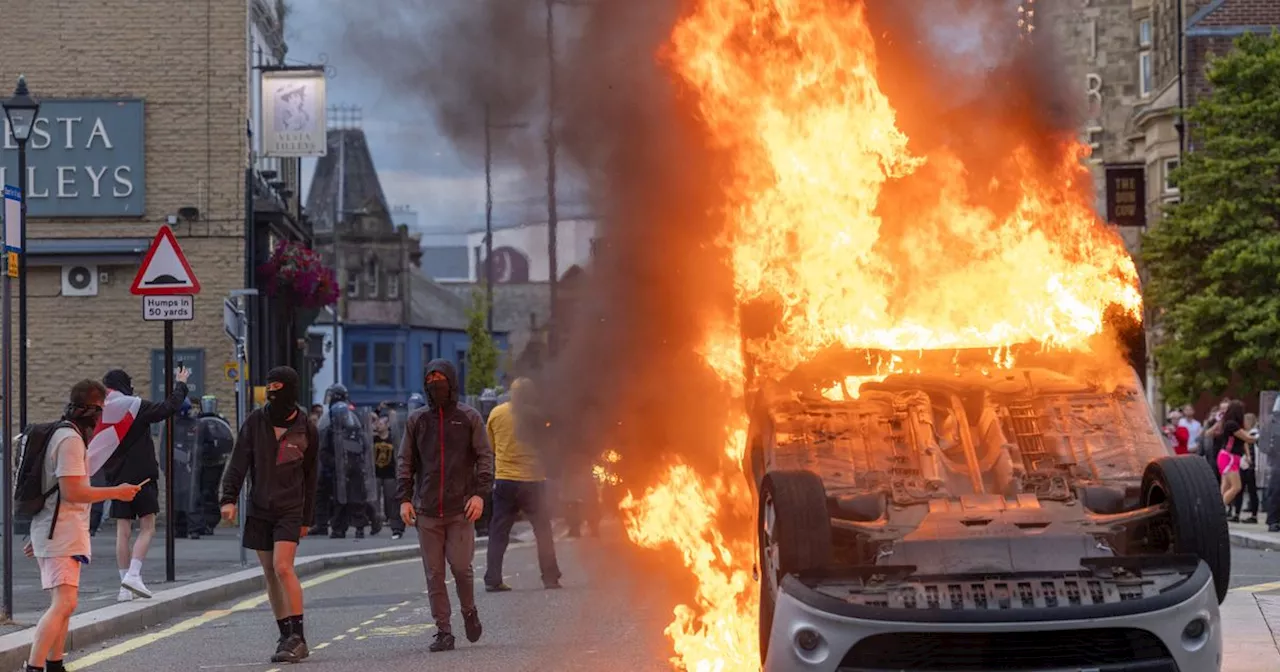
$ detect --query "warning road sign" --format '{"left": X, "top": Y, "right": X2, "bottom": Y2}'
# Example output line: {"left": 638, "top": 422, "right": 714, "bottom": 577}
{"left": 131, "top": 225, "right": 201, "bottom": 295}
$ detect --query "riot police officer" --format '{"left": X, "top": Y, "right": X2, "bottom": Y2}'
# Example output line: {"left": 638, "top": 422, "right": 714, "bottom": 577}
{"left": 169, "top": 398, "right": 199, "bottom": 537}
{"left": 319, "top": 385, "right": 376, "bottom": 538}
{"left": 190, "top": 396, "right": 235, "bottom": 537}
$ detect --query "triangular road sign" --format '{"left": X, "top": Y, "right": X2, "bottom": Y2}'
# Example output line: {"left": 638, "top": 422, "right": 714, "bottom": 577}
{"left": 130, "top": 225, "right": 201, "bottom": 295}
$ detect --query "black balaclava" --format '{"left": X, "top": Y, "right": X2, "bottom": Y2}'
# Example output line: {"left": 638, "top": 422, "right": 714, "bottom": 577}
{"left": 103, "top": 369, "right": 133, "bottom": 396}
{"left": 424, "top": 360, "right": 458, "bottom": 409}
{"left": 266, "top": 366, "right": 300, "bottom": 428}
{"left": 64, "top": 400, "right": 102, "bottom": 438}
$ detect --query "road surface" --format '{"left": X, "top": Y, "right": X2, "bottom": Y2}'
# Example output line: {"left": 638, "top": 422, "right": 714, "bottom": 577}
{"left": 63, "top": 529, "right": 674, "bottom": 672}
{"left": 48, "top": 528, "right": 1280, "bottom": 671}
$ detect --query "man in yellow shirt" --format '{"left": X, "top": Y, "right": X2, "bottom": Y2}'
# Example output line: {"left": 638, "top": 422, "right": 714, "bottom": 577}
{"left": 483, "top": 378, "right": 562, "bottom": 591}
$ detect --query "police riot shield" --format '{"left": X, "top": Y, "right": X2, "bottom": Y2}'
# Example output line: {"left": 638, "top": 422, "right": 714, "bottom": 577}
{"left": 168, "top": 414, "right": 198, "bottom": 536}
{"left": 192, "top": 414, "right": 235, "bottom": 536}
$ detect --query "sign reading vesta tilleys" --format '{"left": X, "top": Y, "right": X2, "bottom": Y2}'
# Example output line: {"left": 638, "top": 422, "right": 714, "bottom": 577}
{"left": 0, "top": 99, "right": 145, "bottom": 218}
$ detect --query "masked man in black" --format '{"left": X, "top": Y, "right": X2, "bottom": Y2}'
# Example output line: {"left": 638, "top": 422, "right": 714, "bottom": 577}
{"left": 219, "top": 367, "right": 319, "bottom": 664}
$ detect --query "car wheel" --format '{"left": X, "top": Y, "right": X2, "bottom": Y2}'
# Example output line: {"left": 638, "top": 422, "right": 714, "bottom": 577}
{"left": 1141, "top": 455, "right": 1231, "bottom": 603}
{"left": 758, "top": 470, "right": 832, "bottom": 664}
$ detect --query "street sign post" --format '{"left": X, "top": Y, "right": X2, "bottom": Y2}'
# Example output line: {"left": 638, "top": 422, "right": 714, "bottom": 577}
{"left": 131, "top": 225, "right": 201, "bottom": 584}
{"left": 1, "top": 185, "right": 18, "bottom": 619}
{"left": 226, "top": 289, "right": 256, "bottom": 566}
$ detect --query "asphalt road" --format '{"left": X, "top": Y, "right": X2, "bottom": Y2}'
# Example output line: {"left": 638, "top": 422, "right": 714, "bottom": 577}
{"left": 44, "top": 530, "right": 1280, "bottom": 671}
{"left": 63, "top": 529, "right": 675, "bottom": 672}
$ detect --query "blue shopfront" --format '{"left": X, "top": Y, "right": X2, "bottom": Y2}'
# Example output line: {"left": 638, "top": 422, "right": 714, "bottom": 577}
{"left": 340, "top": 326, "right": 510, "bottom": 407}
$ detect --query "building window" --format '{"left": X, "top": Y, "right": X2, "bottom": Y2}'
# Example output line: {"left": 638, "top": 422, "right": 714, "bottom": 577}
{"left": 422, "top": 343, "right": 435, "bottom": 368}
{"left": 346, "top": 271, "right": 360, "bottom": 299}
{"left": 1139, "top": 18, "right": 1152, "bottom": 48}
{"left": 374, "top": 342, "right": 398, "bottom": 388}
{"left": 366, "top": 262, "right": 380, "bottom": 299}
{"left": 351, "top": 343, "right": 369, "bottom": 387}
{"left": 1139, "top": 51, "right": 1153, "bottom": 98}
{"left": 386, "top": 272, "right": 400, "bottom": 300}
{"left": 1163, "top": 158, "right": 1179, "bottom": 195}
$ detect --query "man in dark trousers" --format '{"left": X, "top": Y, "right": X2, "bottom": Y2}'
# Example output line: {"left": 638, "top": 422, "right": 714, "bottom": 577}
{"left": 398, "top": 360, "right": 494, "bottom": 653}
{"left": 219, "top": 367, "right": 319, "bottom": 664}
{"left": 93, "top": 367, "right": 190, "bottom": 602}
{"left": 484, "top": 378, "right": 561, "bottom": 592}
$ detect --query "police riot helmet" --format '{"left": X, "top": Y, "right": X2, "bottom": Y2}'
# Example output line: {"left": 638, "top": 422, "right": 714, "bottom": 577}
{"left": 407, "top": 392, "right": 425, "bottom": 411}
{"left": 328, "top": 384, "right": 349, "bottom": 403}
{"left": 200, "top": 395, "right": 218, "bottom": 416}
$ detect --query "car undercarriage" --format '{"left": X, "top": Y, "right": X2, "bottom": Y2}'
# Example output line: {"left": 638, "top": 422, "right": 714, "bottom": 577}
{"left": 748, "top": 348, "right": 1229, "bottom": 671}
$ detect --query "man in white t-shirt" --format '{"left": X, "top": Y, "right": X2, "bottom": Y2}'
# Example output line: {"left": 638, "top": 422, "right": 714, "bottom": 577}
{"left": 22, "top": 380, "right": 142, "bottom": 672}
{"left": 1180, "top": 405, "right": 1204, "bottom": 453}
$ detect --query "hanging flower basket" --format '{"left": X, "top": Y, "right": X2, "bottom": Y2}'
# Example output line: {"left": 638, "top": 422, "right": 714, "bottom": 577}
{"left": 257, "top": 240, "right": 339, "bottom": 309}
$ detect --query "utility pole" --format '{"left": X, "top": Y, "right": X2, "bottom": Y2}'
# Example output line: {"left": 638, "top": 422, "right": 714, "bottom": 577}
{"left": 545, "top": 0, "right": 560, "bottom": 357}
{"left": 483, "top": 104, "right": 528, "bottom": 334}
{"left": 332, "top": 127, "right": 345, "bottom": 386}
{"left": 485, "top": 104, "right": 495, "bottom": 334}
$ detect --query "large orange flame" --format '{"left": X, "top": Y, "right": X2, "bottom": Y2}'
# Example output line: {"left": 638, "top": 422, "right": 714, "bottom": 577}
{"left": 618, "top": 1, "right": 1142, "bottom": 670}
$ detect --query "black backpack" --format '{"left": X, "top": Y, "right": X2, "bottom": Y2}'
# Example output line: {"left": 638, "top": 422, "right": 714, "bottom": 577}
{"left": 13, "top": 420, "right": 77, "bottom": 539}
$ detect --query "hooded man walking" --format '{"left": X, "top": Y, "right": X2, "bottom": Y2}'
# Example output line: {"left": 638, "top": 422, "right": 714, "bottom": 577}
{"left": 90, "top": 367, "right": 190, "bottom": 601}
{"left": 398, "top": 360, "right": 494, "bottom": 652}
{"left": 219, "top": 367, "right": 319, "bottom": 664}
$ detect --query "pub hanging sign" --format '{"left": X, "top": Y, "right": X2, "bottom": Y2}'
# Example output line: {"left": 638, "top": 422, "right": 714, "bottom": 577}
{"left": 1105, "top": 164, "right": 1146, "bottom": 227}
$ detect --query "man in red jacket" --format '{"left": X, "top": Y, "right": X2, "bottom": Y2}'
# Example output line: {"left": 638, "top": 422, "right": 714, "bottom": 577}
{"left": 398, "top": 360, "right": 494, "bottom": 652}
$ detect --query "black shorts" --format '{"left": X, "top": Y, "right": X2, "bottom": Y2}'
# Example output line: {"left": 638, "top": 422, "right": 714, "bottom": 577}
{"left": 242, "top": 515, "right": 303, "bottom": 551}
{"left": 109, "top": 481, "right": 160, "bottom": 519}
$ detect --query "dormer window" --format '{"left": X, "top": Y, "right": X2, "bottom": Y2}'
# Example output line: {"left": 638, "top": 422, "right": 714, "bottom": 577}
{"left": 366, "top": 260, "right": 380, "bottom": 299}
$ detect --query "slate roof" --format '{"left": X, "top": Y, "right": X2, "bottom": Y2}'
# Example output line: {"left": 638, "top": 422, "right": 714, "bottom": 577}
{"left": 306, "top": 129, "right": 392, "bottom": 232}
{"left": 409, "top": 272, "right": 470, "bottom": 331}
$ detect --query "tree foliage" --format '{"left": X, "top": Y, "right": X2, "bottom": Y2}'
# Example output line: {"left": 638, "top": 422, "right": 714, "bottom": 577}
{"left": 464, "top": 291, "right": 500, "bottom": 395}
{"left": 1142, "top": 32, "right": 1280, "bottom": 402}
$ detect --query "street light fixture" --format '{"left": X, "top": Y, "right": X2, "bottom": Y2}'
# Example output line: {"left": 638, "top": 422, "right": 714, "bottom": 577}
{"left": 3, "top": 75, "right": 38, "bottom": 143}
{"left": 3, "top": 74, "right": 39, "bottom": 436}
{"left": 0, "top": 73, "right": 38, "bottom": 622}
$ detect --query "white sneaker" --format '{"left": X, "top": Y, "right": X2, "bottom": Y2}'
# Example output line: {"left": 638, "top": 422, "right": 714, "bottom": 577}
{"left": 121, "top": 573, "right": 153, "bottom": 599}
{"left": 117, "top": 587, "right": 134, "bottom": 602}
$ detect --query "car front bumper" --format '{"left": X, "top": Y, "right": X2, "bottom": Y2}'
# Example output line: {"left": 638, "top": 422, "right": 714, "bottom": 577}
{"left": 764, "top": 563, "right": 1221, "bottom": 672}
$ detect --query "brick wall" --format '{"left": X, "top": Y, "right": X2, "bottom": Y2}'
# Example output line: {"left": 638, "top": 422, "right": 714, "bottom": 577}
{"left": 1193, "top": 0, "right": 1280, "bottom": 25}
{"left": 1185, "top": 0, "right": 1280, "bottom": 110}
{"left": 0, "top": 0, "right": 248, "bottom": 420}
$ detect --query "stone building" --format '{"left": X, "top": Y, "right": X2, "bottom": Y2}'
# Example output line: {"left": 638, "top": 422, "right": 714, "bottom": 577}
{"left": 308, "top": 128, "right": 503, "bottom": 407}
{"left": 1037, "top": 0, "right": 1280, "bottom": 410}
{"left": 0, "top": 0, "right": 307, "bottom": 421}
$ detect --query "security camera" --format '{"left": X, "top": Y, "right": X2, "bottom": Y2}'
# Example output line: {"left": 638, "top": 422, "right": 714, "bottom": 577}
{"left": 178, "top": 206, "right": 200, "bottom": 222}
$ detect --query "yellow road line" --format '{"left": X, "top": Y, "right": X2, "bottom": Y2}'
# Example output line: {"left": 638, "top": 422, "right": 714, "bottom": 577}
{"left": 313, "top": 642, "right": 330, "bottom": 650}
{"left": 332, "top": 634, "right": 346, "bottom": 641}
{"left": 68, "top": 558, "right": 416, "bottom": 670}
{"left": 1232, "top": 580, "right": 1280, "bottom": 594}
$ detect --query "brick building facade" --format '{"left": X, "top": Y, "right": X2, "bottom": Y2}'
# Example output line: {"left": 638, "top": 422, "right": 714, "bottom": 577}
{"left": 0, "top": 0, "right": 307, "bottom": 422}
{"left": 1040, "top": 0, "right": 1280, "bottom": 411}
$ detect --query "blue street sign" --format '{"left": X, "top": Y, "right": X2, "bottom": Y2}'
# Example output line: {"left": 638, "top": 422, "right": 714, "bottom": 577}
{"left": 2, "top": 185, "right": 19, "bottom": 253}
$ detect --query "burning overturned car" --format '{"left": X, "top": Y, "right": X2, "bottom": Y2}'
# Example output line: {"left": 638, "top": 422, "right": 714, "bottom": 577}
{"left": 747, "top": 346, "right": 1228, "bottom": 672}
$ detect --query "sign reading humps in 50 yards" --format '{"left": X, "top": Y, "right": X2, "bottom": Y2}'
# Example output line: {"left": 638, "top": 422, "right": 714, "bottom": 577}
{"left": 261, "top": 69, "right": 327, "bottom": 158}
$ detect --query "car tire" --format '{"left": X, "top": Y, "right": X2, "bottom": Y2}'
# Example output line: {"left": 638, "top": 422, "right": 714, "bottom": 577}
{"left": 758, "top": 470, "right": 832, "bottom": 664}
{"left": 1140, "top": 455, "right": 1231, "bottom": 603}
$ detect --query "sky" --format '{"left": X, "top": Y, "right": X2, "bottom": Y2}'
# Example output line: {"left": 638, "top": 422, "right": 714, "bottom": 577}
{"left": 281, "top": 0, "right": 999, "bottom": 235}
{"left": 286, "top": 0, "right": 539, "bottom": 234}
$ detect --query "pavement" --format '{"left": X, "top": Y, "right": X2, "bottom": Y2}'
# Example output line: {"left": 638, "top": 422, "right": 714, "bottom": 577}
{"left": 1230, "top": 520, "right": 1280, "bottom": 552}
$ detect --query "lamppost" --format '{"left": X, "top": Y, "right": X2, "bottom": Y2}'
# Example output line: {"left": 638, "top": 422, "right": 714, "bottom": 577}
{"left": 3, "top": 75, "right": 40, "bottom": 433}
